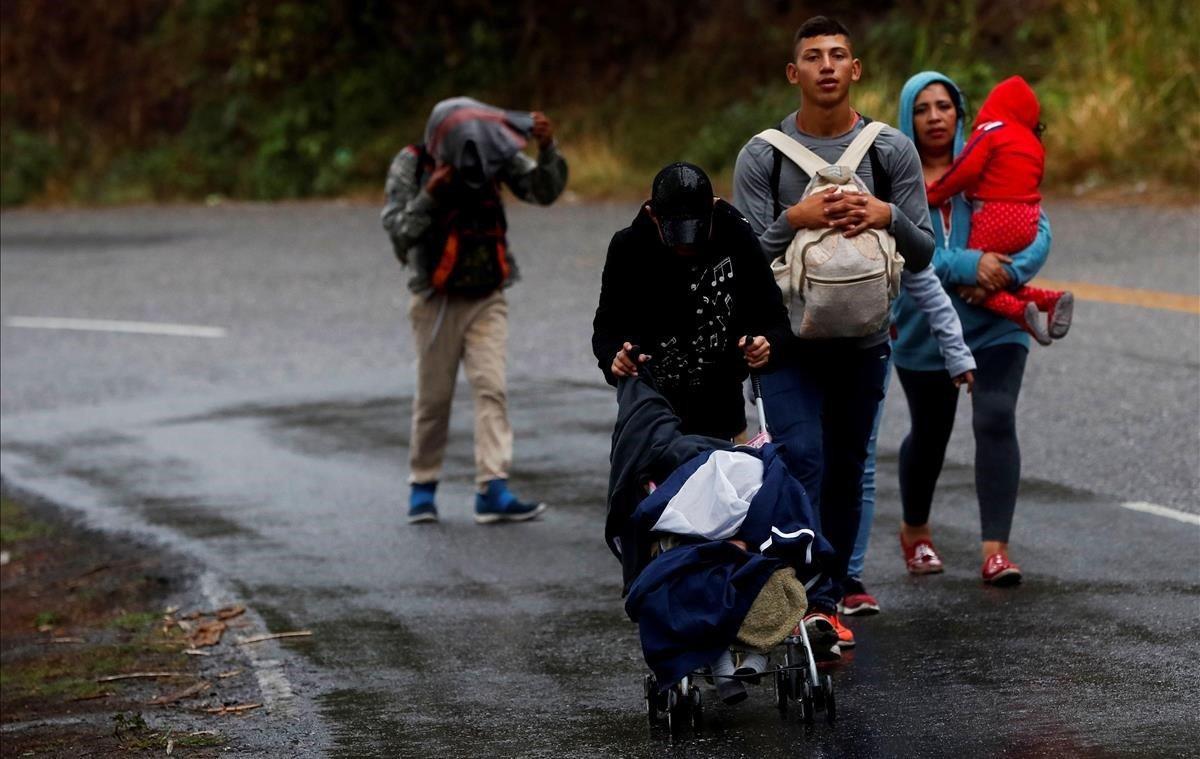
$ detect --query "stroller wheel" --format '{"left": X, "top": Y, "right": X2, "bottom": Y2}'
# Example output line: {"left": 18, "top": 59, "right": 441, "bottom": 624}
{"left": 822, "top": 674, "right": 837, "bottom": 724}
{"left": 786, "top": 642, "right": 802, "bottom": 701}
{"left": 644, "top": 675, "right": 659, "bottom": 724}
{"left": 773, "top": 668, "right": 788, "bottom": 715}
{"left": 800, "top": 676, "right": 815, "bottom": 724}
{"left": 666, "top": 688, "right": 686, "bottom": 739}
{"left": 808, "top": 669, "right": 824, "bottom": 710}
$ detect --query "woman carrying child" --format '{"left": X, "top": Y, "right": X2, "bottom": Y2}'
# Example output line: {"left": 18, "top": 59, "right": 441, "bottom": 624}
{"left": 890, "top": 72, "right": 1054, "bottom": 585}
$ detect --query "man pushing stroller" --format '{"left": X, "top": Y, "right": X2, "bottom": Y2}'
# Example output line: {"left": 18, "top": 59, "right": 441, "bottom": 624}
{"left": 592, "top": 162, "right": 792, "bottom": 441}
{"left": 597, "top": 164, "right": 843, "bottom": 713}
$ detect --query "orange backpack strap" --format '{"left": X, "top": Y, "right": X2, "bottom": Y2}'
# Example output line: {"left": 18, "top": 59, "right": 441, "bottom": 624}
{"left": 430, "top": 212, "right": 461, "bottom": 293}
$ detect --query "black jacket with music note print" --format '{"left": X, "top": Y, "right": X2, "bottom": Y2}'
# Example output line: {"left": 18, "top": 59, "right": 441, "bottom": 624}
{"left": 593, "top": 199, "right": 792, "bottom": 440}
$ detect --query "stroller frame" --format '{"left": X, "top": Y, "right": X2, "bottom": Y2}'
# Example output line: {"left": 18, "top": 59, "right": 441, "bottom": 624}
{"left": 634, "top": 356, "right": 837, "bottom": 738}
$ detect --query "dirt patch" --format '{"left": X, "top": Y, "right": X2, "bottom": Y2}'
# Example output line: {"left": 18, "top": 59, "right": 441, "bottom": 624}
{"left": 0, "top": 490, "right": 262, "bottom": 756}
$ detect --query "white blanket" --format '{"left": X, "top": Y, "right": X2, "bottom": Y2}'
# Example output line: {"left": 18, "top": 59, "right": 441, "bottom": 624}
{"left": 651, "top": 450, "right": 764, "bottom": 540}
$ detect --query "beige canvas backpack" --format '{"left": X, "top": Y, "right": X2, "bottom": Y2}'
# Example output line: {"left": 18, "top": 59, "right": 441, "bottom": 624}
{"left": 755, "top": 122, "right": 904, "bottom": 338}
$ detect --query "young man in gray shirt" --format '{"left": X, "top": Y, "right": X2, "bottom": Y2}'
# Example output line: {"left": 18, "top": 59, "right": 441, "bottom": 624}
{"left": 732, "top": 16, "right": 971, "bottom": 656}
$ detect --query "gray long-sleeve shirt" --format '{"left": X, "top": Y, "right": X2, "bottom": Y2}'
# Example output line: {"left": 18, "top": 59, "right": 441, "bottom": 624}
{"left": 732, "top": 112, "right": 936, "bottom": 347}
{"left": 381, "top": 143, "right": 568, "bottom": 294}
{"left": 899, "top": 265, "right": 975, "bottom": 377}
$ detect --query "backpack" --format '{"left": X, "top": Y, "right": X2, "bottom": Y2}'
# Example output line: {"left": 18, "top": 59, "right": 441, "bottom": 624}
{"left": 408, "top": 143, "right": 511, "bottom": 298}
{"left": 756, "top": 121, "right": 904, "bottom": 338}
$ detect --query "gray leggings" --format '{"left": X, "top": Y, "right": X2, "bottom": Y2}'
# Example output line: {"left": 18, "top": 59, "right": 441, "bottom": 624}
{"left": 896, "top": 343, "right": 1029, "bottom": 543}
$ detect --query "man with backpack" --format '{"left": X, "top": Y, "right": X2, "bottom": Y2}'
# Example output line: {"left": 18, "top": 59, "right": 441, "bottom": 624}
{"left": 732, "top": 17, "right": 955, "bottom": 657}
{"left": 381, "top": 97, "right": 568, "bottom": 525}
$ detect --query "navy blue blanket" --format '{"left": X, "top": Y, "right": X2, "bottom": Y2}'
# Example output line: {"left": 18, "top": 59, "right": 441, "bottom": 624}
{"left": 622, "top": 444, "right": 835, "bottom": 690}
{"left": 624, "top": 541, "right": 783, "bottom": 690}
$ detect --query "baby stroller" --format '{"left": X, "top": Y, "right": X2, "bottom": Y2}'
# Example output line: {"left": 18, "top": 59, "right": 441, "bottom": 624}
{"left": 605, "top": 346, "right": 839, "bottom": 739}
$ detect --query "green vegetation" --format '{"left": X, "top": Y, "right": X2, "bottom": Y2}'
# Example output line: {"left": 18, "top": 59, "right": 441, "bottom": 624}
{"left": 108, "top": 611, "right": 163, "bottom": 632}
{"left": 0, "top": 496, "right": 52, "bottom": 545}
{"left": 113, "top": 713, "right": 224, "bottom": 751}
{"left": 1, "top": 0, "right": 1195, "bottom": 205}
{"left": 32, "top": 611, "right": 64, "bottom": 629}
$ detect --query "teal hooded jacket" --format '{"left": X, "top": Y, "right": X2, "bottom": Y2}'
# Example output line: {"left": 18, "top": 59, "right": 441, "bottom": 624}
{"left": 891, "top": 72, "right": 1052, "bottom": 371}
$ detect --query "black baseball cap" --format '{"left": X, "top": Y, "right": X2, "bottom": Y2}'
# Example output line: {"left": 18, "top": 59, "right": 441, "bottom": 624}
{"left": 651, "top": 162, "right": 714, "bottom": 246}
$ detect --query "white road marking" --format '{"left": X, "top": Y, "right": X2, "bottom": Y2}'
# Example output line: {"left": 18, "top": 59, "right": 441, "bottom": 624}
{"left": 199, "top": 571, "right": 296, "bottom": 716}
{"left": 3, "top": 316, "right": 226, "bottom": 338}
{"left": 1120, "top": 501, "right": 1200, "bottom": 526}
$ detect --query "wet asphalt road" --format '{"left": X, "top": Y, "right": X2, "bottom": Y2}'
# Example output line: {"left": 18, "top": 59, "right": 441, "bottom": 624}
{"left": 1, "top": 200, "right": 1198, "bottom": 757}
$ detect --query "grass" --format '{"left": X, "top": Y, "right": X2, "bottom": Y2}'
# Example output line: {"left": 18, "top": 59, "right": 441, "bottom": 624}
{"left": 0, "top": 496, "right": 52, "bottom": 546}
{"left": 114, "top": 712, "right": 223, "bottom": 751}
{"left": 108, "top": 611, "right": 163, "bottom": 633}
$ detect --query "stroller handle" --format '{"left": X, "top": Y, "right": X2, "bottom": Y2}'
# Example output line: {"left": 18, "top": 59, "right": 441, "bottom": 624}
{"left": 741, "top": 335, "right": 764, "bottom": 399}
{"left": 742, "top": 334, "right": 769, "bottom": 438}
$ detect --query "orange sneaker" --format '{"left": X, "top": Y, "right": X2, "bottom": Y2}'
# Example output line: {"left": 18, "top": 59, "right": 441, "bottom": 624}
{"left": 798, "top": 613, "right": 841, "bottom": 661}
{"left": 830, "top": 613, "right": 855, "bottom": 649}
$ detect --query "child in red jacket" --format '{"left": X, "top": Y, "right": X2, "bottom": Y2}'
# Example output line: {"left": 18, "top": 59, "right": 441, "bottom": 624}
{"left": 926, "top": 75, "right": 1072, "bottom": 345}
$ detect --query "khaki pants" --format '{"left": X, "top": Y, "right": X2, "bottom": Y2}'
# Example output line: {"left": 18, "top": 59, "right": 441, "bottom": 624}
{"left": 408, "top": 290, "right": 512, "bottom": 486}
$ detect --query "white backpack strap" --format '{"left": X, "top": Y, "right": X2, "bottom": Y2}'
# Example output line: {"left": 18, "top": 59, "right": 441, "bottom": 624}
{"left": 837, "top": 121, "right": 887, "bottom": 172}
{"left": 754, "top": 129, "right": 828, "bottom": 178}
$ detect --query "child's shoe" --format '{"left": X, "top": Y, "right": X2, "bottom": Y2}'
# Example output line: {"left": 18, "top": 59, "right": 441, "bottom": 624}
{"left": 710, "top": 650, "right": 747, "bottom": 705}
{"left": 1048, "top": 291, "right": 1074, "bottom": 339}
{"left": 1022, "top": 302, "right": 1052, "bottom": 346}
{"left": 733, "top": 652, "right": 769, "bottom": 684}
{"left": 474, "top": 479, "right": 547, "bottom": 524}
{"left": 408, "top": 482, "right": 438, "bottom": 524}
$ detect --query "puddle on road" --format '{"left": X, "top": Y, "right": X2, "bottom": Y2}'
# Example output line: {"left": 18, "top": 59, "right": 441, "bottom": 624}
{"left": 138, "top": 496, "right": 258, "bottom": 539}
{"left": 2, "top": 439, "right": 263, "bottom": 542}
{"left": 166, "top": 396, "right": 413, "bottom": 458}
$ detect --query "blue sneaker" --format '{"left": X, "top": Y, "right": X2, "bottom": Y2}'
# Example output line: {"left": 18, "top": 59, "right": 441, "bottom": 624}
{"left": 474, "top": 479, "right": 546, "bottom": 524}
{"left": 408, "top": 482, "right": 438, "bottom": 524}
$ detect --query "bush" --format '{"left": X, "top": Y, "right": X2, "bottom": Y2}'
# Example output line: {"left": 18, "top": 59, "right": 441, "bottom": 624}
{"left": 0, "top": 129, "right": 60, "bottom": 206}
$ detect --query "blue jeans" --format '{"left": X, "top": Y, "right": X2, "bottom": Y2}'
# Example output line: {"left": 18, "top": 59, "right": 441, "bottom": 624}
{"left": 847, "top": 357, "right": 892, "bottom": 581}
{"left": 758, "top": 341, "right": 891, "bottom": 613}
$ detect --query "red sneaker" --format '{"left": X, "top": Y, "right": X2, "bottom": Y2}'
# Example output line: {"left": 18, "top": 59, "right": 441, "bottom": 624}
{"left": 901, "top": 534, "right": 945, "bottom": 575}
{"left": 982, "top": 553, "right": 1023, "bottom": 586}
{"left": 838, "top": 577, "right": 880, "bottom": 616}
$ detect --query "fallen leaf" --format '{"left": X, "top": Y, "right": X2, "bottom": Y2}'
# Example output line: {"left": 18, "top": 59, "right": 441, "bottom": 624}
{"left": 215, "top": 669, "right": 243, "bottom": 679}
{"left": 187, "top": 619, "right": 226, "bottom": 648}
{"left": 216, "top": 605, "right": 245, "bottom": 621}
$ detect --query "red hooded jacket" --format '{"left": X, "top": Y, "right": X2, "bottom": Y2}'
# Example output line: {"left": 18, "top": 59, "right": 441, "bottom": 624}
{"left": 926, "top": 76, "right": 1044, "bottom": 206}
